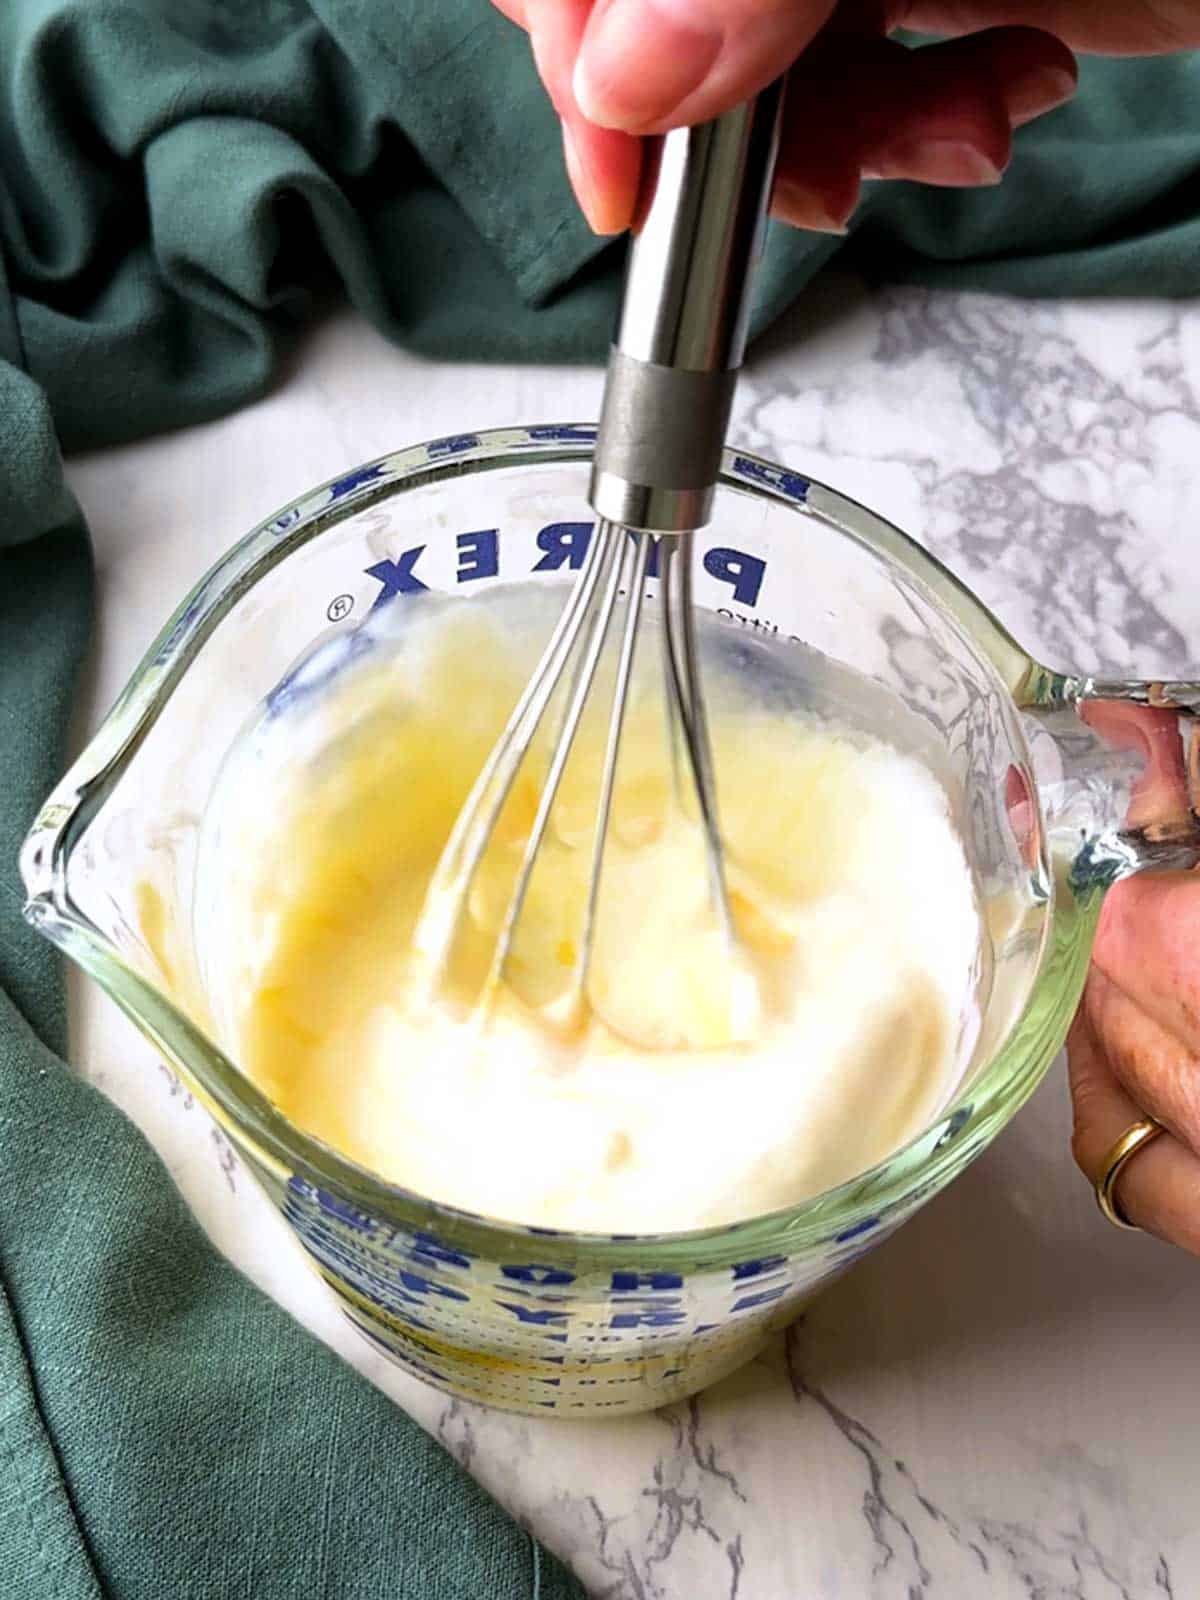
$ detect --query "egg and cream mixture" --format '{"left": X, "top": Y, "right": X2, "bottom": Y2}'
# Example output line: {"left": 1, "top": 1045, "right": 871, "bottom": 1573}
{"left": 197, "top": 586, "right": 981, "bottom": 1232}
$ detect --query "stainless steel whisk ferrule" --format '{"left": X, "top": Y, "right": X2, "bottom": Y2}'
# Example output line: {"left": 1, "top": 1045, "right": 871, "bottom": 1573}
{"left": 415, "top": 86, "right": 784, "bottom": 1022}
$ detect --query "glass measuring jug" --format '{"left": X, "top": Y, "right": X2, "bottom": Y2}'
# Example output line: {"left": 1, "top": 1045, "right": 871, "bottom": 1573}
{"left": 21, "top": 427, "right": 1200, "bottom": 1416}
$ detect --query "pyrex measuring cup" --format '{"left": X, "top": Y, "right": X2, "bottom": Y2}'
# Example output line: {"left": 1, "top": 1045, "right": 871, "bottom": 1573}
{"left": 21, "top": 426, "right": 1200, "bottom": 1417}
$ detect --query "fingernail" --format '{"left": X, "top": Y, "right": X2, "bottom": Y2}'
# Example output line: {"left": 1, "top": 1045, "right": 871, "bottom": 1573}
{"left": 871, "top": 139, "right": 1005, "bottom": 187}
{"left": 573, "top": 0, "right": 723, "bottom": 131}
{"left": 1008, "top": 63, "right": 1078, "bottom": 127}
{"left": 772, "top": 178, "right": 853, "bottom": 235}
{"left": 561, "top": 122, "right": 605, "bottom": 235}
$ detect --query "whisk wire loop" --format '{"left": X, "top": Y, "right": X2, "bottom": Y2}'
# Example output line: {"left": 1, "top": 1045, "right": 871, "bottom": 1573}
{"left": 660, "top": 535, "right": 735, "bottom": 941}
{"left": 484, "top": 519, "right": 628, "bottom": 994}
{"left": 414, "top": 519, "right": 737, "bottom": 1023}
{"left": 412, "top": 518, "right": 614, "bottom": 987}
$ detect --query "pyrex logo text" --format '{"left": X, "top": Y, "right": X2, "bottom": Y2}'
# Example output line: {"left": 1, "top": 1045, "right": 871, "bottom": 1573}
{"left": 365, "top": 522, "right": 765, "bottom": 609}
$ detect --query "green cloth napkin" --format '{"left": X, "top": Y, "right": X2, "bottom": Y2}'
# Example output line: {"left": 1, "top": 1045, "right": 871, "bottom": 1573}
{"left": 2, "top": 2, "right": 1199, "bottom": 1596}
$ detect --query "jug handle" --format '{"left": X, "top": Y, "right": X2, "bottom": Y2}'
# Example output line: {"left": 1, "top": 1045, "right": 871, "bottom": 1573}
{"left": 1016, "top": 671, "right": 1200, "bottom": 888}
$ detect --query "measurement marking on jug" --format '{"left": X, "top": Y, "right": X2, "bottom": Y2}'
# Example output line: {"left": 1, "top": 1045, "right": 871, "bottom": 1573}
{"left": 327, "top": 594, "right": 355, "bottom": 622}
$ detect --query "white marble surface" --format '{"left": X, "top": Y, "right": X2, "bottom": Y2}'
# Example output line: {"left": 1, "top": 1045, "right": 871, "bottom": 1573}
{"left": 64, "top": 277, "right": 1200, "bottom": 1598}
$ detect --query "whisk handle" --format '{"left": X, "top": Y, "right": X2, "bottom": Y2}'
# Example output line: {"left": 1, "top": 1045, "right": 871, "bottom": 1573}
{"left": 589, "top": 81, "right": 785, "bottom": 535}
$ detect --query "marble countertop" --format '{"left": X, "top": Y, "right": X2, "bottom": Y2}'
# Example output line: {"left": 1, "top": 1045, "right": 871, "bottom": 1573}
{"left": 65, "top": 275, "right": 1200, "bottom": 1598}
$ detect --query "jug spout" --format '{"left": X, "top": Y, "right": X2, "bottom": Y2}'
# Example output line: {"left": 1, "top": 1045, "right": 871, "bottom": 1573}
{"left": 1020, "top": 670, "right": 1200, "bottom": 892}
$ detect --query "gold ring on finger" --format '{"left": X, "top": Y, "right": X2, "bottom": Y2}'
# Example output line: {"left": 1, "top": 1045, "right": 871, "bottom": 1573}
{"left": 1094, "top": 1118, "right": 1166, "bottom": 1231}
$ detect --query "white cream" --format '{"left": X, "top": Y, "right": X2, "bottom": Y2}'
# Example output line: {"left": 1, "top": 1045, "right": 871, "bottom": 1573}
{"left": 198, "top": 591, "right": 982, "bottom": 1233}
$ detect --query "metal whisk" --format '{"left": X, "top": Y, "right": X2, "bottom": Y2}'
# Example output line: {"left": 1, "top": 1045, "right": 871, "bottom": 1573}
{"left": 415, "top": 84, "right": 785, "bottom": 1026}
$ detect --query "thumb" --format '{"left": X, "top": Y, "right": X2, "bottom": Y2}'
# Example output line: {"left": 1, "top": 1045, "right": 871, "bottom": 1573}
{"left": 573, "top": 0, "right": 838, "bottom": 134}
